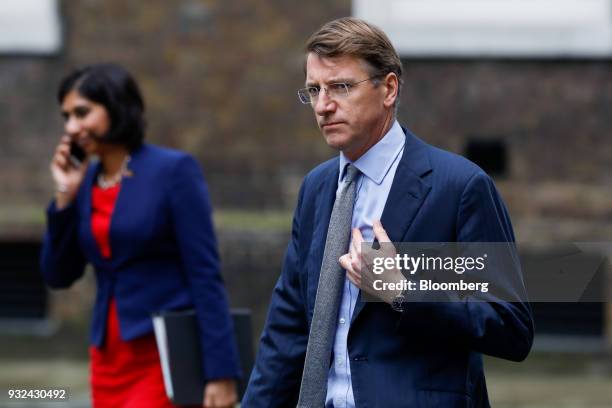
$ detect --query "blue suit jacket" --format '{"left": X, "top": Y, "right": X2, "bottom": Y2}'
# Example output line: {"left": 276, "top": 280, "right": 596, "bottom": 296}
{"left": 40, "top": 143, "right": 241, "bottom": 381}
{"left": 243, "top": 129, "right": 533, "bottom": 407}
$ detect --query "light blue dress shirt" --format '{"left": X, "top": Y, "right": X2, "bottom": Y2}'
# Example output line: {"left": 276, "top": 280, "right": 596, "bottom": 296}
{"left": 325, "top": 120, "right": 406, "bottom": 407}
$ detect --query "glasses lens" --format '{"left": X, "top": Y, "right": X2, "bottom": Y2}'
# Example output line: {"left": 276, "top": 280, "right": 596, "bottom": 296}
{"left": 297, "top": 89, "right": 311, "bottom": 104}
{"left": 329, "top": 83, "right": 349, "bottom": 98}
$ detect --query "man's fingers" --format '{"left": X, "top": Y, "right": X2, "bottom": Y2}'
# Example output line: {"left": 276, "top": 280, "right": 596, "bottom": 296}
{"left": 348, "top": 231, "right": 365, "bottom": 279}
{"left": 351, "top": 227, "right": 365, "bottom": 258}
{"left": 352, "top": 227, "right": 364, "bottom": 245}
{"left": 341, "top": 254, "right": 361, "bottom": 286}
{"left": 339, "top": 254, "right": 351, "bottom": 270}
{"left": 339, "top": 253, "right": 359, "bottom": 275}
{"left": 348, "top": 272, "right": 360, "bottom": 287}
{"left": 373, "top": 220, "right": 391, "bottom": 243}
{"left": 346, "top": 266, "right": 361, "bottom": 286}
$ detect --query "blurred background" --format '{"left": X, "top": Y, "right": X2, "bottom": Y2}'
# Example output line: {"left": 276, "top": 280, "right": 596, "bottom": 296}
{"left": 1, "top": 0, "right": 612, "bottom": 406}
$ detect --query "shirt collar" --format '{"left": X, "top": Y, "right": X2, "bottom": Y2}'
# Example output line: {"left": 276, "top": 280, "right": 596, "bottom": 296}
{"left": 339, "top": 120, "right": 405, "bottom": 185}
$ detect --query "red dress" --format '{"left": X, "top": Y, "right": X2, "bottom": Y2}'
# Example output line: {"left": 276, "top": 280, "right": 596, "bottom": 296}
{"left": 89, "top": 184, "right": 178, "bottom": 408}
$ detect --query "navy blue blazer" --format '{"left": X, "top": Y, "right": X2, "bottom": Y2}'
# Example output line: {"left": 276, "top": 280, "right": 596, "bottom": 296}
{"left": 243, "top": 129, "right": 533, "bottom": 407}
{"left": 40, "top": 143, "right": 241, "bottom": 381}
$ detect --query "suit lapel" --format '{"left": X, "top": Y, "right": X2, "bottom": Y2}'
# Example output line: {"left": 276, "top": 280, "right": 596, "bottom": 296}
{"left": 79, "top": 162, "right": 106, "bottom": 266}
{"left": 307, "top": 160, "right": 339, "bottom": 320}
{"left": 379, "top": 163, "right": 432, "bottom": 242}
{"left": 352, "top": 128, "right": 433, "bottom": 323}
{"left": 108, "top": 145, "right": 146, "bottom": 267}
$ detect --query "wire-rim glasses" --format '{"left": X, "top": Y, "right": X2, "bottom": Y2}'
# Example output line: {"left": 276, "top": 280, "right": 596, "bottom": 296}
{"left": 297, "top": 75, "right": 383, "bottom": 105}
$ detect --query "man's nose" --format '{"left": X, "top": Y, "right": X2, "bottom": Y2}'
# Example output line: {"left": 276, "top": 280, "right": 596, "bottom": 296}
{"left": 313, "top": 89, "right": 336, "bottom": 115}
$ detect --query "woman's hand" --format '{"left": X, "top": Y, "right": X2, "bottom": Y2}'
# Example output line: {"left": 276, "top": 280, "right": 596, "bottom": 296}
{"left": 202, "top": 378, "right": 238, "bottom": 408}
{"left": 51, "top": 135, "right": 88, "bottom": 209}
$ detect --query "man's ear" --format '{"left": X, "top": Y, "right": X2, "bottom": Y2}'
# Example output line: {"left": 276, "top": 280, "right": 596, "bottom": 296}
{"left": 382, "top": 72, "right": 399, "bottom": 108}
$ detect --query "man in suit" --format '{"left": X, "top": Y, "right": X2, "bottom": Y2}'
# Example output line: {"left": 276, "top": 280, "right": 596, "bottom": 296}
{"left": 243, "top": 17, "right": 533, "bottom": 407}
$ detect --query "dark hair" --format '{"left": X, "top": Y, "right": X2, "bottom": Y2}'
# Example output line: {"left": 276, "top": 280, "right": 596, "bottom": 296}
{"left": 305, "top": 17, "right": 403, "bottom": 108}
{"left": 58, "top": 63, "right": 146, "bottom": 151}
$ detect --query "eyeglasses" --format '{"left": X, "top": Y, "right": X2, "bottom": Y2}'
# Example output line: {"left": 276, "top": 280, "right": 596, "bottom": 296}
{"left": 297, "top": 75, "right": 382, "bottom": 105}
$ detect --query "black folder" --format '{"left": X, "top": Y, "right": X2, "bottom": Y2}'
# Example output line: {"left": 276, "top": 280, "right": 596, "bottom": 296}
{"left": 152, "top": 309, "right": 254, "bottom": 406}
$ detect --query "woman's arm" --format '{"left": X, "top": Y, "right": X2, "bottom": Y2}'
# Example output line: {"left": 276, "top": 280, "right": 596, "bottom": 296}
{"left": 168, "top": 155, "right": 241, "bottom": 395}
{"left": 40, "top": 201, "right": 87, "bottom": 288}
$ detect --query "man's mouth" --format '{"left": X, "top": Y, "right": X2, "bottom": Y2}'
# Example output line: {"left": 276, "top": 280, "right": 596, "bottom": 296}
{"left": 321, "top": 122, "right": 343, "bottom": 129}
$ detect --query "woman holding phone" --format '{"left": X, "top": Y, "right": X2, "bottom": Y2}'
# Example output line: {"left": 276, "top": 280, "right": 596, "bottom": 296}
{"left": 41, "top": 63, "right": 240, "bottom": 408}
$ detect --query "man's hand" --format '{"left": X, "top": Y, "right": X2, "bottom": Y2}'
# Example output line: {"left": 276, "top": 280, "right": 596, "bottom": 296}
{"left": 202, "top": 378, "right": 237, "bottom": 408}
{"left": 339, "top": 220, "right": 404, "bottom": 304}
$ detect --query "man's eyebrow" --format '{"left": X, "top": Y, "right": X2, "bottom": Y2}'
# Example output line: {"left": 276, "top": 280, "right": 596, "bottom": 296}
{"left": 305, "top": 77, "right": 353, "bottom": 87}
{"left": 328, "top": 77, "right": 353, "bottom": 83}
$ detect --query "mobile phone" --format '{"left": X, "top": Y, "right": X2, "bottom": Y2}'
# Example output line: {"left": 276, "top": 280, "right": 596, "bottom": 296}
{"left": 69, "top": 141, "right": 86, "bottom": 167}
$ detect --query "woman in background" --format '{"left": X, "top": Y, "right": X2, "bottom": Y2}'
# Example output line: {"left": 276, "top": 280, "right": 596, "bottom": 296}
{"left": 41, "top": 63, "right": 239, "bottom": 408}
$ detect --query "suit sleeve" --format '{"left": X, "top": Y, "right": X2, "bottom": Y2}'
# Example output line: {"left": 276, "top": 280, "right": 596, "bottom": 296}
{"left": 169, "top": 155, "right": 241, "bottom": 380}
{"left": 396, "top": 171, "right": 534, "bottom": 362}
{"left": 242, "top": 179, "right": 309, "bottom": 407}
{"left": 40, "top": 200, "right": 87, "bottom": 289}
